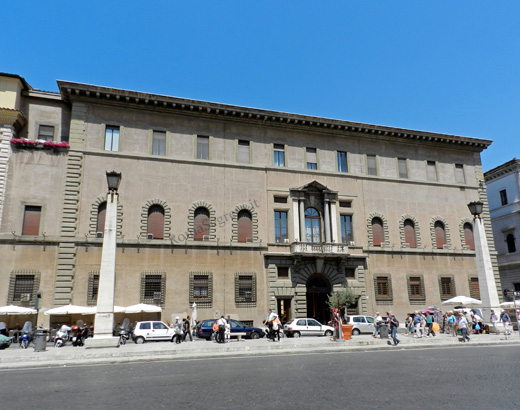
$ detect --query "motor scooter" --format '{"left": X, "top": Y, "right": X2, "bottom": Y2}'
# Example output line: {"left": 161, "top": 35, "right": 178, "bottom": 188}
{"left": 55, "top": 324, "right": 71, "bottom": 348}
{"left": 118, "top": 318, "right": 131, "bottom": 346}
{"left": 19, "top": 321, "right": 33, "bottom": 349}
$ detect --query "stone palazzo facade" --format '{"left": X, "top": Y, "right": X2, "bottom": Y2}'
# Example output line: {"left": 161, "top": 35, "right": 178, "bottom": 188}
{"left": 0, "top": 73, "right": 501, "bottom": 327}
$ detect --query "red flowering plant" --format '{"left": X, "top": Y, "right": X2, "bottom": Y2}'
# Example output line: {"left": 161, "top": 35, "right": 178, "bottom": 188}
{"left": 10, "top": 138, "right": 70, "bottom": 150}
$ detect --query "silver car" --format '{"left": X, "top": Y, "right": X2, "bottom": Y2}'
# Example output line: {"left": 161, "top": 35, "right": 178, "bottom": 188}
{"left": 344, "top": 315, "right": 375, "bottom": 335}
{"left": 283, "top": 318, "right": 334, "bottom": 338}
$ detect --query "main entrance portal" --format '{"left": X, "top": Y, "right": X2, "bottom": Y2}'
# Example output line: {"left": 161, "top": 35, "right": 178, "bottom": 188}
{"left": 306, "top": 275, "right": 332, "bottom": 324}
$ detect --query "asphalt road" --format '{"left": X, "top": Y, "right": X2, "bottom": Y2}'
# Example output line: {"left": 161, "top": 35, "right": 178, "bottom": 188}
{"left": 5, "top": 345, "right": 519, "bottom": 410}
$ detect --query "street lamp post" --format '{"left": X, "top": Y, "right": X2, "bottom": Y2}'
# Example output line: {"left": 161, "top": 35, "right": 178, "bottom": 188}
{"left": 85, "top": 171, "right": 122, "bottom": 348}
{"left": 467, "top": 201, "right": 500, "bottom": 322}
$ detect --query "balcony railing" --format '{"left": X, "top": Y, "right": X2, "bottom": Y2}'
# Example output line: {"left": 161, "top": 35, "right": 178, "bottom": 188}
{"left": 290, "top": 242, "right": 349, "bottom": 255}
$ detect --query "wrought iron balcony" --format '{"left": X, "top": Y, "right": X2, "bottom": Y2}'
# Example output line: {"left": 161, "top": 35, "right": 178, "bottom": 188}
{"left": 290, "top": 241, "right": 349, "bottom": 255}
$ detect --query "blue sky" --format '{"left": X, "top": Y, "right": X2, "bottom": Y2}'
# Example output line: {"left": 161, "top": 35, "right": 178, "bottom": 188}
{"left": 5, "top": 1, "right": 519, "bottom": 171}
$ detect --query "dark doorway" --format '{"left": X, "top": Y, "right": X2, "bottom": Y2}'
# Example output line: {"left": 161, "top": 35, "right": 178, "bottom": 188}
{"left": 306, "top": 275, "right": 332, "bottom": 324}
{"left": 277, "top": 298, "right": 292, "bottom": 323}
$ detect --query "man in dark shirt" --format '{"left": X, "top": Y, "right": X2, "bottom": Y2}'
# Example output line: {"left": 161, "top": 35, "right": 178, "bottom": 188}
{"left": 184, "top": 316, "right": 192, "bottom": 342}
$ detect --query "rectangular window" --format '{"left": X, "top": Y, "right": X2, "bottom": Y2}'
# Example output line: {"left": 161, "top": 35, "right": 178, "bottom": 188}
{"left": 469, "top": 277, "right": 480, "bottom": 299}
{"left": 376, "top": 277, "right": 389, "bottom": 297}
{"left": 440, "top": 277, "right": 454, "bottom": 299}
{"left": 237, "top": 140, "right": 250, "bottom": 164}
{"left": 274, "top": 144, "right": 285, "bottom": 167}
{"left": 410, "top": 277, "right": 422, "bottom": 297}
{"left": 87, "top": 272, "right": 100, "bottom": 306}
{"left": 337, "top": 151, "right": 348, "bottom": 173}
{"left": 22, "top": 205, "right": 41, "bottom": 236}
{"left": 38, "top": 125, "right": 54, "bottom": 142}
{"left": 306, "top": 148, "right": 317, "bottom": 170}
{"left": 274, "top": 196, "right": 287, "bottom": 204}
{"left": 345, "top": 268, "right": 356, "bottom": 279}
{"left": 197, "top": 135, "right": 209, "bottom": 160}
{"left": 340, "top": 215, "right": 353, "bottom": 244}
{"left": 455, "top": 164, "right": 465, "bottom": 184}
{"left": 140, "top": 272, "right": 166, "bottom": 306}
{"left": 190, "top": 272, "right": 212, "bottom": 308}
{"left": 500, "top": 189, "right": 508, "bottom": 206}
{"left": 408, "top": 276, "right": 425, "bottom": 303}
{"left": 398, "top": 158, "right": 408, "bottom": 179}
{"left": 277, "top": 267, "right": 289, "bottom": 279}
{"left": 339, "top": 201, "right": 351, "bottom": 208}
{"left": 105, "top": 125, "right": 120, "bottom": 151}
{"left": 152, "top": 131, "right": 166, "bottom": 156}
{"left": 367, "top": 155, "right": 377, "bottom": 176}
{"left": 235, "top": 273, "right": 257, "bottom": 307}
{"left": 274, "top": 211, "right": 288, "bottom": 243}
{"left": 7, "top": 270, "right": 40, "bottom": 306}
{"left": 427, "top": 161, "right": 437, "bottom": 181}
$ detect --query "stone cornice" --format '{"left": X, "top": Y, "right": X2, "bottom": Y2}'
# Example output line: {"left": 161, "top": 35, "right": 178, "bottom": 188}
{"left": 57, "top": 80, "right": 492, "bottom": 151}
{"left": 0, "top": 108, "right": 26, "bottom": 129}
{"left": 484, "top": 158, "right": 520, "bottom": 181}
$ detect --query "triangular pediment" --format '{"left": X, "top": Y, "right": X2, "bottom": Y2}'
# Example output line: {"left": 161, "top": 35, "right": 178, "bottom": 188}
{"left": 292, "top": 180, "right": 335, "bottom": 193}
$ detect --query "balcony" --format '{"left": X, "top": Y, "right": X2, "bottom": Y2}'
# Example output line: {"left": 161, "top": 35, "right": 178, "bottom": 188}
{"left": 290, "top": 242, "right": 349, "bottom": 255}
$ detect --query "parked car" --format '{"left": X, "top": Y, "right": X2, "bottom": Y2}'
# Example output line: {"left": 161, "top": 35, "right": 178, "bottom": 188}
{"left": 132, "top": 320, "right": 179, "bottom": 344}
{"left": 344, "top": 315, "right": 375, "bottom": 335}
{"left": 196, "top": 319, "right": 264, "bottom": 340}
{"left": 283, "top": 318, "right": 334, "bottom": 338}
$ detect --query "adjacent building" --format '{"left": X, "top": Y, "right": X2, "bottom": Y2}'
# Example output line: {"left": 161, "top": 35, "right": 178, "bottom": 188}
{"left": 0, "top": 73, "right": 501, "bottom": 327}
{"left": 485, "top": 159, "right": 520, "bottom": 295}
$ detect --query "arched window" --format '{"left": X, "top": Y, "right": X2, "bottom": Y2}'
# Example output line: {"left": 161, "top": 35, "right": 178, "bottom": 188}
{"left": 372, "top": 217, "right": 384, "bottom": 246}
{"left": 148, "top": 205, "right": 164, "bottom": 239}
{"left": 194, "top": 207, "right": 210, "bottom": 241}
{"left": 435, "top": 221, "right": 446, "bottom": 249}
{"left": 237, "top": 210, "right": 252, "bottom": 242}
{"left": 507, "top": 233, "right": 517, "bottom": 253}
{"left": 404, "top": 219, "right": 416, "bottom": 248}
{"left": 305, "top": 208, "right": 321, "bottom": 243}
{"left": 464, "top": 223, "right": 475, "bottom": 250}
{"left": 97, "top": 202, "right": 106, "bottom": 234}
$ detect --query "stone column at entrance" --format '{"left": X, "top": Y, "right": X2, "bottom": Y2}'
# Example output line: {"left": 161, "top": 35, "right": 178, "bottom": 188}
{"left": 330, "top": 201, "right": 338, "bottom": 243}
{"left": 324, "top": 199, "right": 331, "bottom": 243}
{"left": 292, "top": 198, "right": 300, "bottom": 241}
{"left": 299, "top": 199, "right": 305, "bottom": 242}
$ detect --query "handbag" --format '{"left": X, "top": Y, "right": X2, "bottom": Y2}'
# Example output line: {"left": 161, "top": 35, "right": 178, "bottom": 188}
{"left": 475, "top": 323, "right": 481, "bottom": 330}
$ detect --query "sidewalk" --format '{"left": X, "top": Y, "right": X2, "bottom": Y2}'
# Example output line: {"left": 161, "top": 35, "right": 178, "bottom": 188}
{"left": 2, "top": 332, "right": 519, "bottom": 370}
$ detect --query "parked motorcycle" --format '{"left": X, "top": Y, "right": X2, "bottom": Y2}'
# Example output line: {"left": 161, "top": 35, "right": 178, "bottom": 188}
{"left": 54, "top": 324, "right": 71, "bottom": 348}
{"left": 19, "top": 321, "right": 33, "bottom": 349}
{"left": 118, "top": 318, "right": 131, "bottom": 346}
{"left": 71, "top": 325, "right": 89, "bottom": 347}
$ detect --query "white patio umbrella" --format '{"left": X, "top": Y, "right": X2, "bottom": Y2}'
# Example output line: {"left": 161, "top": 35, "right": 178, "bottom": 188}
{"left": 124, "top": 303, "right": 162, "bottom": 314}
{"left": 0, "top": 305, "right": 37, "bottom": 315}
{"left": 499, "top": 301, "right": 520, "bottom": 309}
{"left": 190, "top": 302, "right": 197, "bottom": 329}
{"left": 43, "top": 304, "right": 96, "bottom": 315}
{"left": 441, "top": 296, "right": 482, "bottom": 306}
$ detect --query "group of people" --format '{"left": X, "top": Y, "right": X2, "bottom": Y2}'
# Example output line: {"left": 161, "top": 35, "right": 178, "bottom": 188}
{"left": 264, "top": 309, "right": 282, "bottom": 342}
{"left": 372, "top": 311, "right": 400, "bottom": 346}
{"left": 402, "top": 311, "right": 438, "bottom": 338}
{"left": 212, "top": 315, "right": 232, "bottom": 343}
{"left": 172, "top": 315, "right": 193, "bottom": 344}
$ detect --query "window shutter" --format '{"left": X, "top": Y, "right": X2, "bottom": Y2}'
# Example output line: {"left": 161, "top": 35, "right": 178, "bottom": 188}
{"left": 194, "top": 207, "right": 210, "bottom": 240}
{"left": 22, "top": 206, "right": 41, "bottom": 236}
{"left": 148, "top": 205, "right": 164, "bottom": 239}
{"left": 435, "top": 221, "right": 446, "bottom": 249}
{"left": 97, "top": 202, "right": 106, "bottom": 233}
{"left": 238, "top": 140, "right": 250, "bottom": 164}
{"left": 372, "top": 218, "right": 383, "bottom": 246}
{"left": 237, "top": 210, "right": 252, "bottom": 242}
{"left": 404, "top": 220, "right": 416, "bottom": 248}
{"left": 464, "top": 223, "right": 475, "bottom": 250}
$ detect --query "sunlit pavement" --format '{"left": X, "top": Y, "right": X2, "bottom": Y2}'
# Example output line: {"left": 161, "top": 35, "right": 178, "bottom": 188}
{"left": 2, "top": 331, "right": 519, "bottom": 369}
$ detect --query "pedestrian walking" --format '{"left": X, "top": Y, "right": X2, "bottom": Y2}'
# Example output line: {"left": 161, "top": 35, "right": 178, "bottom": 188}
{"left": 457, "top": 312, "right": 470, "bottom": 342}
{"left": 266, "top": 309, "right": 275, "bottom": 341}
{"left": 413, "top": 311, "right": 422, "bottom": 338}
{"left": 373, "top": 312, "right": 382, "bottom": 338}
{"left": 174, "top": 316, "right": 183, "bottom": 344}
{"left": 501, "top": 311, "right": 512, "bottom": 336}
{"left": 212, "top": 320, "right": 219, "bottom": 342}
{"left": 447, "top": 311, "right": 456, "bottom": 337}
{"left": 388, "top": 313, "right": 400, "bottom": 346}
{"left": 184, "top": 316, "right": 192, "bottom": 341}
{"left": 490, "top": 310, "right": 500, "bottom": 335}
{"left": 217, "top": 315, "right": 227, "bottom": 343}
